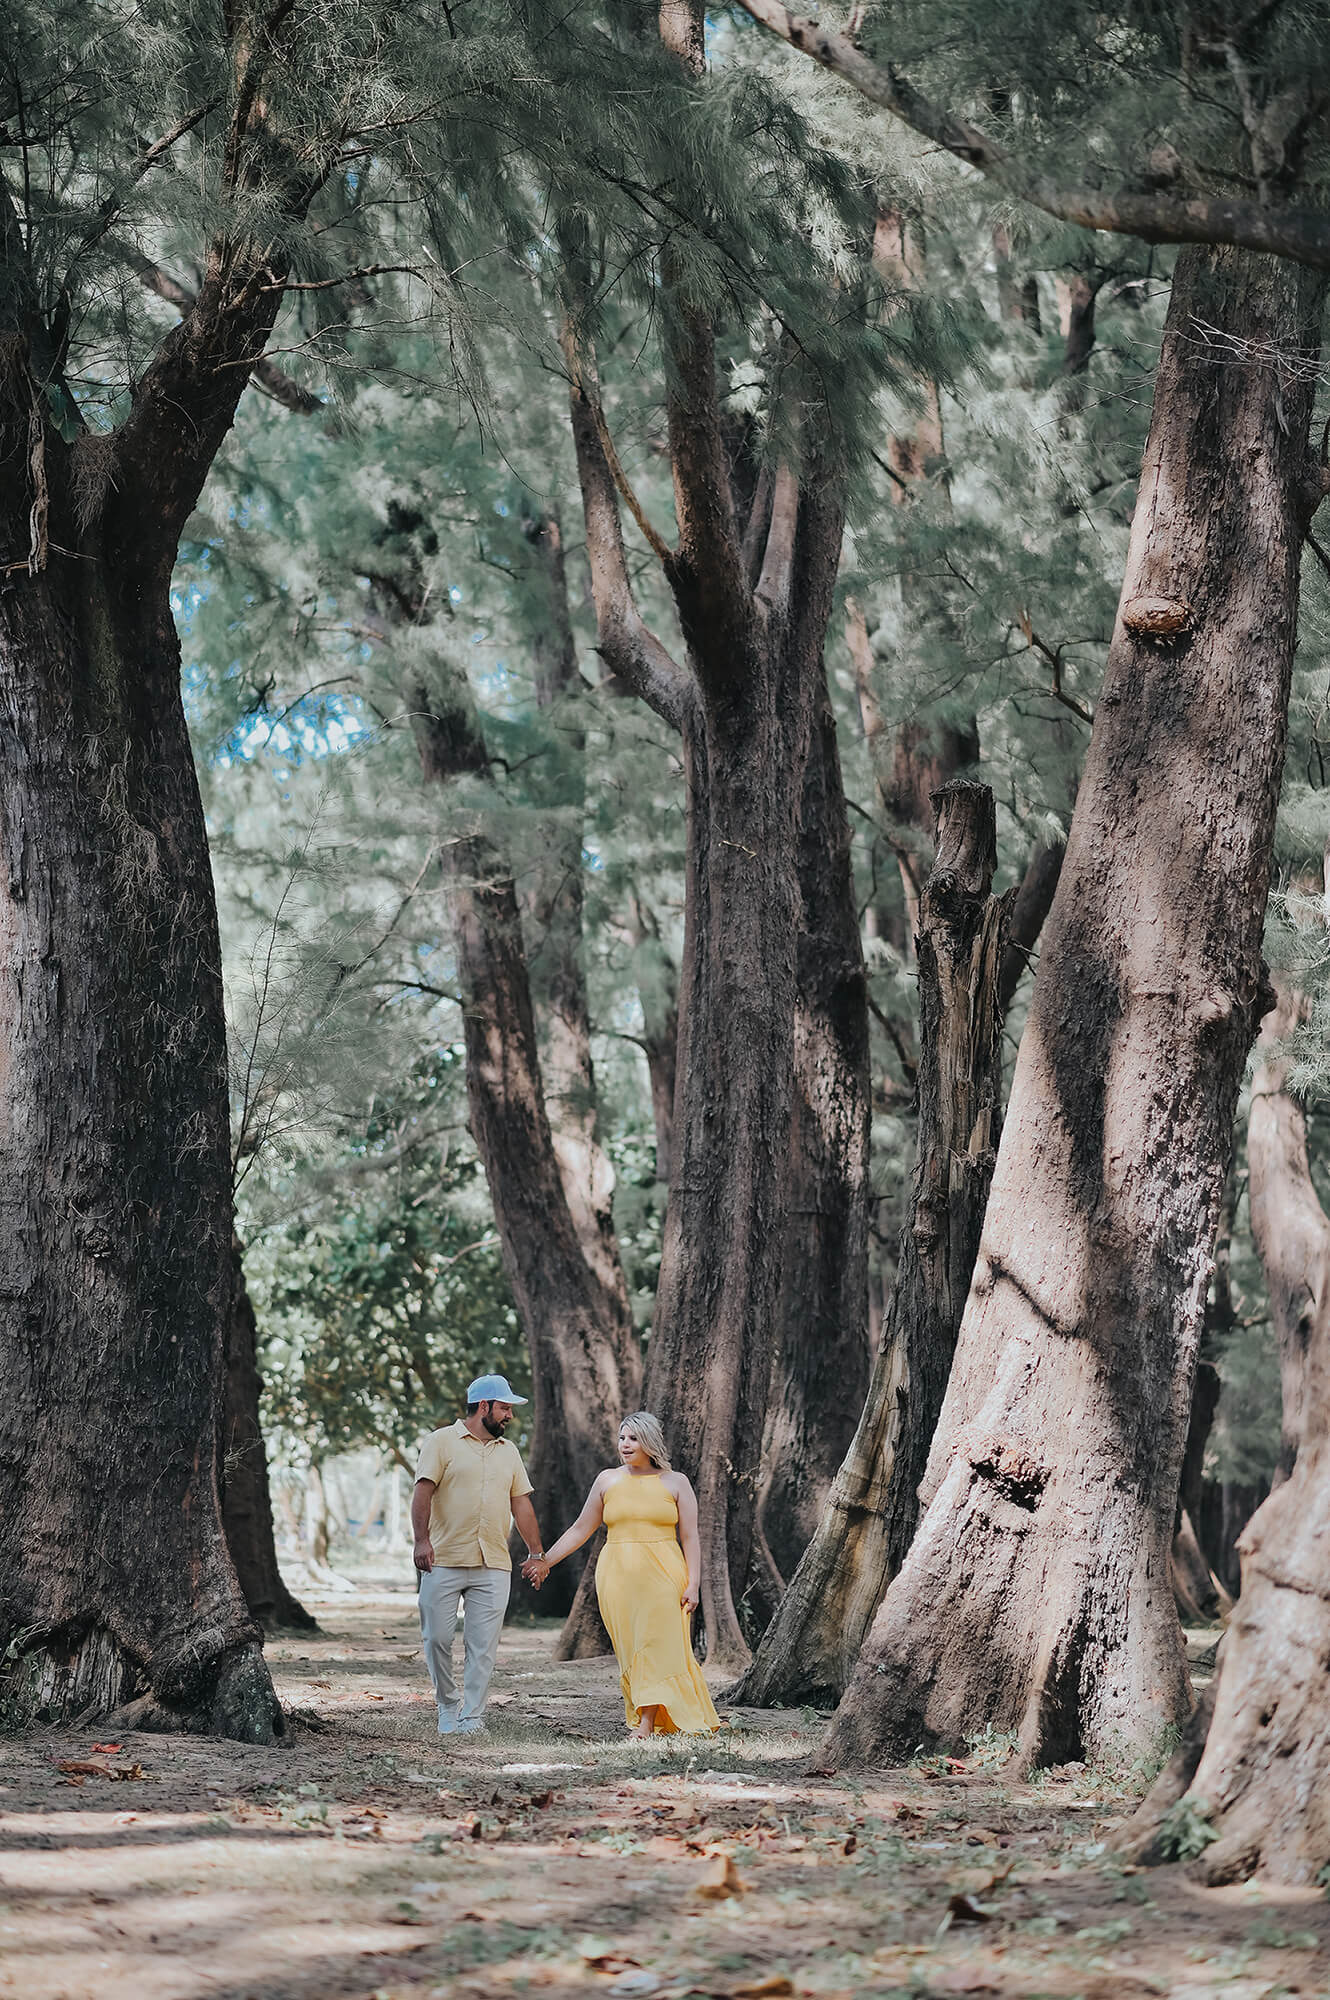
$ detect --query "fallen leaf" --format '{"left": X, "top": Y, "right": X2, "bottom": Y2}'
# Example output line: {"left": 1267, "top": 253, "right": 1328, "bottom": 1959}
{"left": 487, "top": 1693, "right": 515, "bottom": 1707}
{"left": 731, "top": 1979, "right": 794, "bottom": 1998}
{"left": 363, "top": 1691, "right": 385, "bottom": 1702}
{"left": 91, "top": 1742, "right": 123, "bottom": 1753}
{"left": 842, "top": 1833, "right": 858, "bottom": 1856}
{"left": 696, "top": 1855, "right": 746, "bottom": 1900}
{"left": 530, "top": 1789, "right": 554, "bottom": 1809}
{"left": 458, "top": 1910, "right": 489, "bottom": 1923}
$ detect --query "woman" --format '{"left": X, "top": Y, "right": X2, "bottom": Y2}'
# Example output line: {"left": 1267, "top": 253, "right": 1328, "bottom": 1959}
{"left": 524, "top": 1412, "right": 720, "bottom": 1738}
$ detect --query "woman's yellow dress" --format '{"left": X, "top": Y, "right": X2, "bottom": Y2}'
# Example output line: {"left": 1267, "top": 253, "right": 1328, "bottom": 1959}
{"left": 595, "top": 1472, "right": 721, "bottom": 1735}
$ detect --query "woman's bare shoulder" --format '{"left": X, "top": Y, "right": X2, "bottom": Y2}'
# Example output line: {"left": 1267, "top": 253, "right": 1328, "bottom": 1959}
{"left": 661, "top": 1469, "right": 691, "bottom": 1495}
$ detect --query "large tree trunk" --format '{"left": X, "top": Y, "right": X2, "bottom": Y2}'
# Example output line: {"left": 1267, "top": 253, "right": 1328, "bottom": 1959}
{"left": 644, "top": 617, "right": 825, "bottom": 1670}
{"left": 824, "top": 244, "right": 1327, "bottom": 1771}
{"left": 221, "top": 1239, "right": 315, "bottom": 1632}
{"left": 1248, "top": 976, "right": 1327, "bottom": 1482}
{"left": 1133, "top": 974, "right": 1330, "bottom": 1881}
{"left": 564, "top": 1, "right": 851, "bottom": 1668}
{"left": 0, "top": 511, "right": 279, "bottom": 1739}
{"left": 0, "top": 177, "right": 289, "bottom": 1737}
{"left": 758, "top": 670, "right": 873, "bottom": 1579}
{"left": 731, "top": 781, "right": 1009, "bottom": 1705}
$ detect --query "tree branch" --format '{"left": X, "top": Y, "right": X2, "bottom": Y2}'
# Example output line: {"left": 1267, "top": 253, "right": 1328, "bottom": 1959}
{"left": 564, "top": 327, "right": 692, "bottom": 735}
{"left": 736, "top": 1, "right": 1330, "bottom": 272}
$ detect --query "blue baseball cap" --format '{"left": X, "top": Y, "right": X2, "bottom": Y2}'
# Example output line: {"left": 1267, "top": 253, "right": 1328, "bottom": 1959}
{"left": 467, "top": 1373, "right": 527, "bottom": 1406}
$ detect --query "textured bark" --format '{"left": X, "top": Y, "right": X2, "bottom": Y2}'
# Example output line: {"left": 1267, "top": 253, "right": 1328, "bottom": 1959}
{"left": 1134, "top": 1043, "right": 1330, "bottom": 1883}
{"left": 732, "top": 782, "right": 1009, "bottom": 1705}
{"left": 1248, "top": 977, "right": 1328, "bottom": 1481}
{"left": 644, "top": 527, "right": 841, "bottom": 1669}
{"left": 825, "top": 244, "right": 1327, "bottom": 1771}
{"left": 222, "top": 1239, "right": 315, "bottom": 1631}
{"left": 0, "top": 147, "right": 298, "bottom": 1738}
{"left": 568, "top": 367, "right": 847, "bottom": 1672}
{"left": 758, "top": 676, "right": 873, "bottom": 1579}
{"left": 557, "top": 1, "right": 856, "bottom": 1669}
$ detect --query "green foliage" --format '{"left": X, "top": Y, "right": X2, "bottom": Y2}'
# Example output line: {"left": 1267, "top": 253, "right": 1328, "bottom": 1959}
{"left": 1152, "top": 1795, "right": 1219, "bottom": 1863}
{"left": 247, "top": 1053, "right": 527, "bottom": 1464}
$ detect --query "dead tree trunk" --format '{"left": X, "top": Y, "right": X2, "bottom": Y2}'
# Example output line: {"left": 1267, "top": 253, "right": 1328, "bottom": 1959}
{"left": 222, "top": 1239, "right": 315, "bottom": 1632}
{"left": 824, "top": 244, "right": 1327, "bottom": 1771}
{"left": 758, "top": 671, "right": 873, "bottom": 1580}
{"left": 732, "top": 781, "right": 1009, "bottom": 1705}
{"left": 1248, "top": 976, "right": 1327, "bottom": 1481}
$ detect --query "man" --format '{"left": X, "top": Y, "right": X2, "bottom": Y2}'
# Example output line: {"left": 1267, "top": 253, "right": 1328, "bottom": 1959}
{"left": 411, "top": 1373, "right": 545, "bottom": 1736}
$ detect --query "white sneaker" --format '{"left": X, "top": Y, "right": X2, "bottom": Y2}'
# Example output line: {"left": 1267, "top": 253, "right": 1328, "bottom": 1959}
{"left": 454, "top": 1720, "right": 487, "bottom": 1736}
{"left": 438, "top": 1711, "right": 460, "bottom": 1736}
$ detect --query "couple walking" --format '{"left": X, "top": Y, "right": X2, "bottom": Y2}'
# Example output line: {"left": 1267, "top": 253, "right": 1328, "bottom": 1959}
{"left": 412, "top": 1374, "right": 719, "bottom": 1739}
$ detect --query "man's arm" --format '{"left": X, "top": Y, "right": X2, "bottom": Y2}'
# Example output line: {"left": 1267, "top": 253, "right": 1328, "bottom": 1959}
{"left": 511, "top": 1493, "right": 545, "bottom": 1564}
{"left": 411, "top": 1478, "right": 436, "bottom": 1573}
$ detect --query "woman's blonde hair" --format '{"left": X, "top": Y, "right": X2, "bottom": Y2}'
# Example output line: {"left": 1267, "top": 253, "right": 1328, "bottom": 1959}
{"left": 620, "top": 1410, "right": 671, "bottom": 1471}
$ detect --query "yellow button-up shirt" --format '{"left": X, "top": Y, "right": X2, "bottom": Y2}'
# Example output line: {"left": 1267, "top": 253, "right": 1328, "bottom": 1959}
{"left": 416, "top": 1419, "right": 534, "bottom": 1570}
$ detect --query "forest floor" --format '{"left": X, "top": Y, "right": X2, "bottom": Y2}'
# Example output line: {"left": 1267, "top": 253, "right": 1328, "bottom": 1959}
{"left": 2, "top": 1579, "right": 1329, "bottom": 2000}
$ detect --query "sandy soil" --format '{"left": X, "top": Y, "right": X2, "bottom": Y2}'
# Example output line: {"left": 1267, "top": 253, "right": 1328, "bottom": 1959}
{"left": 1, "top": 1582, "right": 1327, "bottom": 2000}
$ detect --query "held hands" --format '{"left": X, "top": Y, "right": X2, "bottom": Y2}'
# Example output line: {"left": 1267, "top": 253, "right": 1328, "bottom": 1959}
{"left": 522, "top": 1554, "right": 551, "bottom": 1588}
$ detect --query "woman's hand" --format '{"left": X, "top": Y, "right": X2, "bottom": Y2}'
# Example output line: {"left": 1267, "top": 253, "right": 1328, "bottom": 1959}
{"left": 523, "top": 1555, "right": 551, "bottom": 1588}
{"left": 682, "top": 1579, "right": 699, "bottom": 1614}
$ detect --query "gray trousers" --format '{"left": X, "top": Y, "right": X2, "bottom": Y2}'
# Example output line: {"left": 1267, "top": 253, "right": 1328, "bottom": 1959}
{"left": 418, "top": 1564, "right": 511, "bottom": 1731}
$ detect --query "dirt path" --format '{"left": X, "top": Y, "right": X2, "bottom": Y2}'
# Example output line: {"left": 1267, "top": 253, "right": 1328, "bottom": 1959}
{"left": 1, "top": 1583, "right": 1327, "bottom": 1999}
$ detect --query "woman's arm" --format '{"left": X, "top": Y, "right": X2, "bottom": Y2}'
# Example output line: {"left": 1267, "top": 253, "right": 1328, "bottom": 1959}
{"left": 674, "top": 1475, "right": 702, "bottom": 1612}
{"left": 523, "top": 1476, "right": 607, "bottom": 1583}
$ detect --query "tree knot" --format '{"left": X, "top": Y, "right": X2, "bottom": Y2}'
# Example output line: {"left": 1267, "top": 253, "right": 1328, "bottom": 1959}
{"left": 1122, "top": 594, "right": 1191, "bottom": 641}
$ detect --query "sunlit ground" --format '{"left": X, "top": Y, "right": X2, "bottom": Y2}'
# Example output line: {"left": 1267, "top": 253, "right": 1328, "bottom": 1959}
{"left": 1, "top": 1582, "right": 1327, "bottom": 1999}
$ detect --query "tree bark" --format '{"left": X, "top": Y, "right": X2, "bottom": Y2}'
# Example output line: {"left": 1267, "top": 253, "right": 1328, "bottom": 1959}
{"left": 0, "top": 160, "right": 297, "bottom": 1738}
{"left": 824, "top": 243, "right": 1327, "bottom": 1771}
{"left": 731, "top": 781, "right": 1009, "bottom": 1705}
{"left": 758, "top": 674, "right": 873, "bottom": 1580}
{"left": 643, "top": 556, "right": 838, "bottom": 1669}
{"left": 1133, "top": 1006, "right": 1330, "bottom": 1881}
{"left": 222, "top": 1238, "right": 315, "bottom": 1631}
{"left": 1248, "top": 976, "right": 1328, "bottom": 1482}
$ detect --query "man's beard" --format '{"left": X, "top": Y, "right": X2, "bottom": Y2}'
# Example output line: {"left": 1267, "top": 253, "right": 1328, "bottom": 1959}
{"left": 482, "top": 1413, "right": 509, "bottom": 1438}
